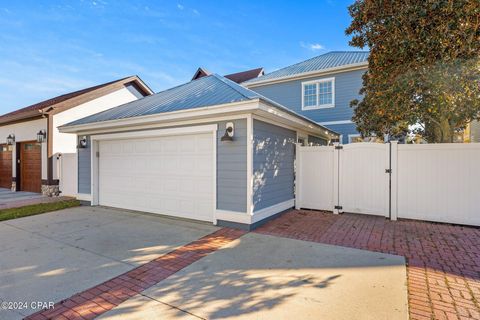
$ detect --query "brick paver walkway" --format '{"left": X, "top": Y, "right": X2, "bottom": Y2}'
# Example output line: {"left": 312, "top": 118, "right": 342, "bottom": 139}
{"left": 25, "top": 228, "right": 245, "bottom": 320}
{"left": 255, "top": 210, "right": 480, "bottom": 320}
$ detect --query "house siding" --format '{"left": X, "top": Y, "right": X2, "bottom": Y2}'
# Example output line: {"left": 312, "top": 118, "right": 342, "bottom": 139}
{"left": 308, "top": 135, "right": 327, "bottom": 146}
{"left": 76, "top": 120, "right": 247, "bottom": 212}
{"left": 252, "top": 120, "right": 296, "bottom": 212}
{"left": 250, "top": 69, "right": 365, "bottom": 141}
{"left": 78, "top": 136, "right": 91, "bottom": 194}
{"left": 217, "top": 119, "right": 247, "bottom": 212}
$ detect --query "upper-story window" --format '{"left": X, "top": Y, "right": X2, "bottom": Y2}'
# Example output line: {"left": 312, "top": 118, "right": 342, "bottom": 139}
{"left": 302, "top": 78, "right": 335, "bottom": 110}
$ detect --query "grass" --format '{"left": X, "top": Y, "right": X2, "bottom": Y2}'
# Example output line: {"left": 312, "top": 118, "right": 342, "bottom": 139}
{"left": 0, "top": 200, "right": 81, "bottom": 222}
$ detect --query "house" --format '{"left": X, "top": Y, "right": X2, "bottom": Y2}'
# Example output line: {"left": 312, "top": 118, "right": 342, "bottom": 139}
{"left": 0, "top": 76, "right": 153, "bottom": 195}
{"left": 59, "top": 74, "right": 338, "bottom": 230}
{"left": 191, "top": 67, "right": 265, "bottom": 83}
{"left": 243, "top": 51, "right": 369, "bottom": 144}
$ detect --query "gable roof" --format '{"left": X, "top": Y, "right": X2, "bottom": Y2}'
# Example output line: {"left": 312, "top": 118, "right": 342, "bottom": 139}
{"left": 191, "top": 67, "right": 264, "bottom": 83}
{"left": 0, "top": 76, "right": 153, "bottom": 125}
{"left": 244, "top": 51, "right": 369, "bottom": 86}
{"left": 62, "top": 74, "right": 337, "bottom": 137}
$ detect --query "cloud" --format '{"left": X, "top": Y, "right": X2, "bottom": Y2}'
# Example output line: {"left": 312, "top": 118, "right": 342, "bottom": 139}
{"left": 300, "top": 42, "right": 325, "bottom": 51}
{"left": 177, "top": 4, "right": 184, "bottom": 10}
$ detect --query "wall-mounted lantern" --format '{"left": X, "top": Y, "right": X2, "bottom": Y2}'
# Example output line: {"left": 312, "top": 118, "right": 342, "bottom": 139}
{"left": 221, "top": 122, "right": 234, "bottom": 142}
{"left": 78, "top": 136, "right": 88, "bottom": 149}
{"left": 36, "top": 130, "right": 47, "bottom": 143}
{"left": 6, "top": 134, "right": 15, "bottom": 145}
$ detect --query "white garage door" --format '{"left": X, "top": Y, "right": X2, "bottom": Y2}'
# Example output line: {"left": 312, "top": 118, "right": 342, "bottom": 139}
{"left": 98, "top": 133, "right": 214, "bottom": 222}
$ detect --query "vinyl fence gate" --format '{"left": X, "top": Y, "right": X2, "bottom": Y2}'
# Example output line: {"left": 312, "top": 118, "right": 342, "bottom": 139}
{"left": 295, "top": 142, "right": 480, "bottom": 226}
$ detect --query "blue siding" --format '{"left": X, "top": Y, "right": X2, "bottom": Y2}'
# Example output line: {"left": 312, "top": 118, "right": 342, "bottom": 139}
{"left": 217, "top": 119, "right": 247, "bottom": 212}
{"left": 308, "top": 135, "right": 327, "bottom": 146}
{"left": 252, "top": 120, "right": 296, "bottom": 212}
{"left": 76, "top": 121, "right": 247, "bottom": 212}
{"left": 250, "top": 69, "right": 364, "bottom": 141}
{"left": 324, "top": 123, "right": 359, "bottom": 144}
{"left": 78, "top": 136, "right": 91, "bottom": 194}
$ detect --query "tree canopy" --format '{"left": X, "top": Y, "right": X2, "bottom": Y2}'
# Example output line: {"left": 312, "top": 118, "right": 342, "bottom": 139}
{"left": 346, "top": 0, "right": 480, "bottom": 142}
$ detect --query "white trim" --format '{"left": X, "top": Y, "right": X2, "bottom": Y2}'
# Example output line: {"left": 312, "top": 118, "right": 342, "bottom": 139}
{"left": 251, "top": 199, "right": 295, "bottom": 223}
{"left": 301, "top": 77, "right": 335, "bottom": 110}
{"left": 348, "top": 134, "right": 361, "bottom": 143}
{"left": 215, "top": 210, "right": 251, "bottom": 224}
{"left": 76, "top": 193, "right": 92, "bottom": 201}
{"left": 246, "top": 115, "right": 253, "bottom": 215}
{"left": 212, "top": 128, "right": 218, "bottom": 225}
{"left": 59, "top": 100, "right": 259, "bottom": 133}
{"left": 245, "top": 63, "right": 368, "bottom": 88}
{"left": 91, "top": 124, "right": 218, "bottom": 141}
{"left": 317, "top": 120, "right": 353, "bottom": 126}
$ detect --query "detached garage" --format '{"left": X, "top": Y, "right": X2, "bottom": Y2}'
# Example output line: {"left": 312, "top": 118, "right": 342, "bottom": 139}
{"left": 60, "top": 74, "right": 338, "bottom": 229}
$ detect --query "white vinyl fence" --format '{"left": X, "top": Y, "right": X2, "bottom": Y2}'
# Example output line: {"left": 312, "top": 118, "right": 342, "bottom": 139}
{"left": 296, "top": 142, "right": 480, "bottom": 226}
{"left": 59, "top": 153, "right": 77, "bottom": 197}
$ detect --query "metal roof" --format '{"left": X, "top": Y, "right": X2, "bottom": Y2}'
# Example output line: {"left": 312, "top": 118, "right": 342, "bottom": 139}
{"left": 63, "top": 74, "right": 338, "bottom": 136}
{"left": 244, "top": 51, "right": 369, "bottom": 85}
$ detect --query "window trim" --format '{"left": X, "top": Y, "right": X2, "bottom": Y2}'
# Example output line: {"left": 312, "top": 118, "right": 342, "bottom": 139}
{"left": 301, "top": 77, "right": 335, "bottom": 110}
{"left": 348, "top": 134, "right": 361, "bottom": 143}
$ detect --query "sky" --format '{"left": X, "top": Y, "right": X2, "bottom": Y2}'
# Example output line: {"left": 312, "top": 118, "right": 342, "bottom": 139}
{"left": 0, "top": 0, "right": 361, "bottom": 114}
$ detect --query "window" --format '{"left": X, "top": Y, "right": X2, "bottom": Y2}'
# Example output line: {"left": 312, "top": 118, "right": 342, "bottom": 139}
{"left": 302, "top": 78, "right": 335, "bottom": 110}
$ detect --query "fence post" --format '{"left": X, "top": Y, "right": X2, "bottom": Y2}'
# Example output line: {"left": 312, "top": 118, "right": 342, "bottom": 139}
{"left": 295, "top": 143, "right": 302, "bottom": 210}
{"left": 390, "top": 141, "right": 398, "bottom": 220}
{"left": 333, "top": 143, "right": 340, "bottom": 214}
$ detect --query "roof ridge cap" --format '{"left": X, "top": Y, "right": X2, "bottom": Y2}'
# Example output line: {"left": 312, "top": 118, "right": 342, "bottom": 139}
{"left": 211, "top": 74, "right": 258, "bottom": 100}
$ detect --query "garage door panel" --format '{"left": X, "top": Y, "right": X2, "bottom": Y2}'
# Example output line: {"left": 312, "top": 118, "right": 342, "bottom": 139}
{"left": 99, "top": 132, "right": 214, "bottom": 222}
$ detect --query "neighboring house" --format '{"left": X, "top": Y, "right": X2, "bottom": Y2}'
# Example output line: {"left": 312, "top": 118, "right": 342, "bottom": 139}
{"left": 59, "top": 74, "right": 338, "bottom": 230}
{"left": 0, "top": 76, "right": 152, "bottom": 195}
{"left": 191, "top": 67, "right": 265, "bottom": 83}
{"left": 243, "top": 51, "right": 369, "bottom": 144}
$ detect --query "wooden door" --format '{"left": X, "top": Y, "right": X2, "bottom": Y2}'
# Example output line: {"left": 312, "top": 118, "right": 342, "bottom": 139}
{"left": 20, "top": 142, "right": 41, "bottom": 193}
{"left": 0, "top": 144, "right": 12, "bottom": 188}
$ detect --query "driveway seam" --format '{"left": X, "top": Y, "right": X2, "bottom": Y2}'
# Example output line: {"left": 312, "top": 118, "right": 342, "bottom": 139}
{"left": 24, "top": 227, "right": 246, "bottom": 320}
{"left": 137, "top": 292, "right": 206, "bottom": 320}
{"left": 2, "top": 221, "right": 138, "bottom": 268}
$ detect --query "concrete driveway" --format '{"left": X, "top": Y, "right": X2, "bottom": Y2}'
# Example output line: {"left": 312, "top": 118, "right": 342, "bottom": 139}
{"left": 0, "top": 206, "right": 218, "bottom": 320}
{"left": 99, "top": 233, "right": 408, "bottom": 320}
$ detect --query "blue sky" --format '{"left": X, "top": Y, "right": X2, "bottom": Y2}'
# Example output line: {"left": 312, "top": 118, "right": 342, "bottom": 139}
{"left": 0, "top": 0, "right": 359, "bottom": 114}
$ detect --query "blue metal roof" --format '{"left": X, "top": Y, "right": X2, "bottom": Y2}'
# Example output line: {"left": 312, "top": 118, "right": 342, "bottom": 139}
{"left": 244, "top": 51, "right": 369, "bottom": 85}
{"left": 66, "top": 74, "right": 260, "bottom": 126}
{"left": 63, "top": 74, "right": 338, "bottom": 135}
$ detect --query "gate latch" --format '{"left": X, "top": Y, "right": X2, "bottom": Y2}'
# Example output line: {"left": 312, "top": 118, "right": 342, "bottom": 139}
{"left": 385, "top": 169, "right": 392, "bottom": 173}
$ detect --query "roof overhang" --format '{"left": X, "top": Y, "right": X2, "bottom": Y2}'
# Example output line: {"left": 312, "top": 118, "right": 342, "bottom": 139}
{"left": 59, "top": 99, "right": 338, "bottom": 140}
{"left": 244, "top": 62, "right": 368, "bottom": 88}
{"left": 0, "top": 76, "right": 153, "bottom": 127}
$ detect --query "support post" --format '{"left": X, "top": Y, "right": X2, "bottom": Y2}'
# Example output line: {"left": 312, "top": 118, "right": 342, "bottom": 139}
{"left": 333, "top": 143, "right": 340, "bottom": 214}
{"left": 390, "top": 141, "right": 399, "bottom": 220}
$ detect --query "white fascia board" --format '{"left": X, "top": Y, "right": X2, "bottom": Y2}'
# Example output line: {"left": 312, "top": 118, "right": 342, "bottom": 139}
{"left": 59, "top": 99, "right": 260, "bottom": 134}
{"left": 257, "top": 101, "right": 338, "bottom": 139}
{"left": 244, "top": 63, "right": 368, "bottom": 88}
{"left": 91, "top": 124, "right": 218, "bottom": 141}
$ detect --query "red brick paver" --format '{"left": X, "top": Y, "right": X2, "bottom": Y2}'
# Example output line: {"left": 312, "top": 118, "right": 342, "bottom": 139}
{"left": 25, "top": 228, "right": 245, "bottom": 320}
{"left": 255, "top": 210, "right": 480, "bottom": 320}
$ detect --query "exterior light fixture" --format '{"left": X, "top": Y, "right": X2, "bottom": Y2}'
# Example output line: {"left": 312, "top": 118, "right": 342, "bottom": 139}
{"left": 78, "top": 136, "right": 88, "bottom": 149}
{"left": 6, "top": 134, "right": 15, "bottom": 145}
{"left": 221, "top": 122, "right": 234, "bottom": 142}
{"left": 36, "top": 130, "right": 47, "bottom": 143}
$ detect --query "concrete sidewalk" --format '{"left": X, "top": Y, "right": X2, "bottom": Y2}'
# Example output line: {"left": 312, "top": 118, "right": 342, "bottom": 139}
{"left": 0, "top": 187, "right": 73, "bottom": 210}
{"left": 99, "top": 233, "right": 408, "bottom": 320}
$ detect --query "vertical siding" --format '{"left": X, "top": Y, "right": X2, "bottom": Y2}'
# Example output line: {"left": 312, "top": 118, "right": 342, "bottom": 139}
{"left": 76, "top": 121, "right": 248, "bottom": 212}
{"left": 308, "top": 135, "right": 327, "bottom": 146}
{"left": 77, "top": 136, "right": 91, "bottom": 194}
{"left": 253, "top": 120, "right": 296, "bottom": 211}
{"left": 217, "top": 119, "right": 247, "bottom": 212}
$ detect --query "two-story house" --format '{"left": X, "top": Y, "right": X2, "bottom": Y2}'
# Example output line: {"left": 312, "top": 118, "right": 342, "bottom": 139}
{"left": 243, "top": 51, "right": 369, "bottom": 144}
